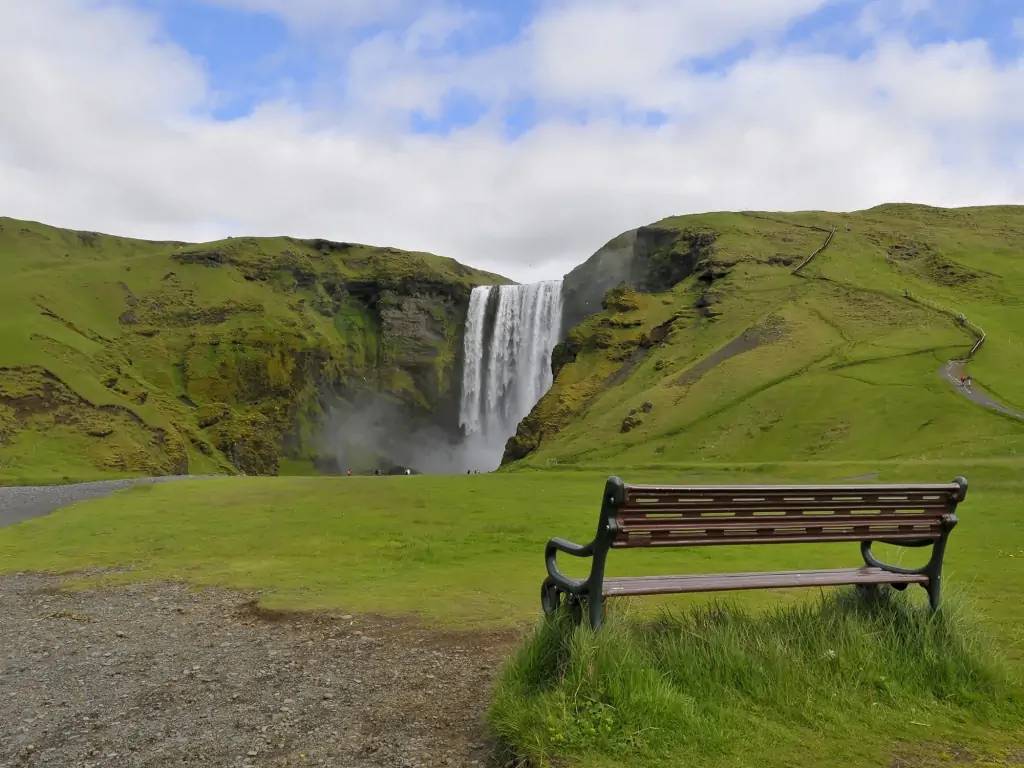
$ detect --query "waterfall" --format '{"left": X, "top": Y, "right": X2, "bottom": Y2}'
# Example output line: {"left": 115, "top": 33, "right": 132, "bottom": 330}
{"left": 459, "top": 281, "right": 563, "bottom": 470}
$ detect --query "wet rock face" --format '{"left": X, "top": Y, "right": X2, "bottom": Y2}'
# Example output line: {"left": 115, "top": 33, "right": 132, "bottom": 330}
{"left": 378, "top": 292, "right": 454, "bottom": 366}
{"left": 561, "top": 226, "right": 718, "bottom": 331}
{"left": 550, "top": 338, "right": 580, "bottom": 378}
{"left": 561, "top": 229, "right": 639, "bottom": 332}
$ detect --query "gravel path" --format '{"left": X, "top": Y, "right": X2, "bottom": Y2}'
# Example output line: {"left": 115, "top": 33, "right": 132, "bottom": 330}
{"left": 941, "top": 361, "right": 1024, "bottom": 421}
{"left": 0, "top": 572, "right": 514, "bottom": 767}
{"left": 0, "top": 477, "right": 197, "bottom": 528}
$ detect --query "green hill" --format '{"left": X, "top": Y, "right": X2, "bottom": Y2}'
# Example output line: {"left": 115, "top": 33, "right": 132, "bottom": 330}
{"left": 507, "top": 204, "right": 1024, "bottom": 467}
{"left": 5, "top": 205, "right": 1023, "bottom": 484}
{"left": 0, "top": 217, "right": 505, "bottom": 484}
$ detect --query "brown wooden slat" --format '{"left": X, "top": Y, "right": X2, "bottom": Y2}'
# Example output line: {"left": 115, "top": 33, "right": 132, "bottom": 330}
{"left": 616, "top": 513, "right": 942, "bottom": 531}
{"left": 620, "top": 499, "right": 950, "bottom": 513}
{"left": 610, "top": 505, "right": 946, "bottom": 518}
{"left": 618, "top": 508, "right": 946, "bottom": 522}
{"left": 624, "top": 482, "right": 960, "bottom": 497}
{"left": 624, "top": 491, "right": 951, "bottom": 501}
{"left": 626, "top": 499, "right": 954, "bottom": 512}
{"left": 616, "top": 525, "right": 939, "bottom": 540}
{"left": 625, "top": 522, "right": 937, "bottom": 536}
{"left": 602, "top": 567, "right": 928, "bottom": 596}
{"left": 616, "top": 528, "right": 938, "bottom": 544}
{"left": 611, "top": 530, "right": 939, "bottom": 547}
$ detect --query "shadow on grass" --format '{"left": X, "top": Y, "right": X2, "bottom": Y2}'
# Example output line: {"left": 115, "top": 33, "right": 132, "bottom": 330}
{"left": 489, "top": 589, "right": 1023, "bottom": 768}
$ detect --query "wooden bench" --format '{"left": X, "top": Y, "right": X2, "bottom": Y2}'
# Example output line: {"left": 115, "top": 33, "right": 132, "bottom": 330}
{"left": 541, "top": 476, "right": 966, "bottom": 628}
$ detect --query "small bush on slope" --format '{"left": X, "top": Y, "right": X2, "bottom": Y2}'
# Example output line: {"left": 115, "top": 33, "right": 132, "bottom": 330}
{"left": 489, "top": 590, "right": 1022, "bottom": 767}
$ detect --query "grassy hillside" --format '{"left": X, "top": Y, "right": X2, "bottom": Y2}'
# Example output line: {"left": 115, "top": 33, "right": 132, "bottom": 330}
{"left": 0, "top": 217, "right": 505, "bottom": 484}
{"left": 508, "top": 205, "right": 1024, "bottom": 467}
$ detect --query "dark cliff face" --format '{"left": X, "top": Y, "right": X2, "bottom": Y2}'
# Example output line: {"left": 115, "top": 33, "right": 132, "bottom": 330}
{"left": 504, "top": 223, "right": 720, "bottom": 467}
{"left": 560, "top": 226, "right": 717, "bottom": 332}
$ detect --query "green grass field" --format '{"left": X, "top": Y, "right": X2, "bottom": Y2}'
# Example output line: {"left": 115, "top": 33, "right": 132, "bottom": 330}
{"left": 1, "top": 462, "right": 1022, "bottom": 766}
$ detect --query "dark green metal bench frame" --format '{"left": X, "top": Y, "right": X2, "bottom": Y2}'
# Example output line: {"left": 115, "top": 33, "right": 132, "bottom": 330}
{"left": 542, "top": 476, "right": 967, "bottom": 628}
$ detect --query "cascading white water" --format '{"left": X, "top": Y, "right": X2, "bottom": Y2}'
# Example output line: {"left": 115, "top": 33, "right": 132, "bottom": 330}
{"left": 459, "top": 281, "right": 563, "bottom": 470}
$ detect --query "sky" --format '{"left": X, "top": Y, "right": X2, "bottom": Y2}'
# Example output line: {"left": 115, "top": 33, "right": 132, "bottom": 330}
{"left": 2, "top": 1, "right": 1023, "bottom": 281}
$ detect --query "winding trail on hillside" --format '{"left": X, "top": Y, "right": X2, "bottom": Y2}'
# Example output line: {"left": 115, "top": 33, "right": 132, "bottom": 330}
{"left": 0, "top": 476, "right": 198, "bottom": 528}
{"left": 774, "top": 221, "right": 1024, "bottom": 424}
{"left": 940, "top": 361, "right": 1024, "bottom": 421}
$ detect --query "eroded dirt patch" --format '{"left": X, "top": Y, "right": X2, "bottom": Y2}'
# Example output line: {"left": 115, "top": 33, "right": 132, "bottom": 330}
{"left": 0, "top": 573, "right": 514, "bottom": 767}
{"left": 673, "top": 317, "right": 787, "bottom": 388}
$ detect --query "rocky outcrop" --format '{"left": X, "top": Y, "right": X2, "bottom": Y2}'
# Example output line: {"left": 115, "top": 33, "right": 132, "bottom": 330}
{"left": 561, "top": 225, "right": 717, "bottom": 331}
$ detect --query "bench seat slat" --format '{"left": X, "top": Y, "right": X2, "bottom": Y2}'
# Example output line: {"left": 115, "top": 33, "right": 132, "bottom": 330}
{"left": 602, "top": 567, "right": 928, "bottom": 596}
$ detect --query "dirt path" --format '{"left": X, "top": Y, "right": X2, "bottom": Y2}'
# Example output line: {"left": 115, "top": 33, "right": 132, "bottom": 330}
{"left": 0, "top": 476, "right": 199, "bottom": 528}
{"left": 0, "top": 573, "right": 514, "bottom": 767}
{"left": 940, "top": 361, "right": 1024, "bottom": 421}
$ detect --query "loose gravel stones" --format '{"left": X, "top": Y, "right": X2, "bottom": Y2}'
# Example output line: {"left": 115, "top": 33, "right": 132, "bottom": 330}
{"left": 0, "top": 573, "right": 513, "bottom": 767}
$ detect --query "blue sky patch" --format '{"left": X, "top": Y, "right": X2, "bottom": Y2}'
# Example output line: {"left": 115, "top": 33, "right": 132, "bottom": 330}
{"left": 129, "top": 0, "right": 1024, "bottom": 130}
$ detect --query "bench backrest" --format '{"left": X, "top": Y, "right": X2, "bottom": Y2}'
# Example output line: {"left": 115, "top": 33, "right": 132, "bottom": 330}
{"left": 609, "top": 480, "right": 966, "bottom": 549}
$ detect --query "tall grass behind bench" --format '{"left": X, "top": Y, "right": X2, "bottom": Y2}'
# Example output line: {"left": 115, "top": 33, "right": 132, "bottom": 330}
{"left": 489, "top": 590, "right": 1023, "bottom": 767}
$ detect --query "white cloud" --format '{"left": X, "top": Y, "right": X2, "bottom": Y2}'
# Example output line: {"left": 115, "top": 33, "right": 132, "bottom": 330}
{"left": 0, "top": 0, "right": 1022, "bottom": 283}
{"left": 525, "top": 0, "right": 828, "bottom": 105}
{"left": 857, "top": 0, "right": 933, "bottom": 36}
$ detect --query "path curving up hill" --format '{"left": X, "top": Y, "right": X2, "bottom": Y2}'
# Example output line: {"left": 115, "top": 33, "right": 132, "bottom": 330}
{"left": 940, "top": 360, "right": 1024, "bottom": 421}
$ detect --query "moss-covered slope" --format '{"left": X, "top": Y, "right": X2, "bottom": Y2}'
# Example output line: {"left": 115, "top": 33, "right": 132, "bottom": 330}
{"left": 0, "top": 217, "right": 505, "bottom": 483}
{"left": 507, "top": 205, "right": 1024, "bottom": 467}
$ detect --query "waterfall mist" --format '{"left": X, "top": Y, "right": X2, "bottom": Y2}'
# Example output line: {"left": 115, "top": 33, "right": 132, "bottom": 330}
{"left": 459, "top": 281, "right": 564, "bottom": 471}
{"left": 318, "top": 280, "right": 564, "bottom": 475}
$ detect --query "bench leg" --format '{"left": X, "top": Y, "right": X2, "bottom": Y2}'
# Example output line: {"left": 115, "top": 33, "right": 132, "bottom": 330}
{"left": 541, "top": 577, "right": 561, "bottom": 616}
{"left": 855, "top": 583, "right": 880, "bottom": 601}
{"left": 925, "top": 576, "right": 941, "bottom": 612}
{"left": 586, "top": 588, "right": 604, "bottom": 630}
{"left": 923, "top": 533, "right": 949, "bottom": 612}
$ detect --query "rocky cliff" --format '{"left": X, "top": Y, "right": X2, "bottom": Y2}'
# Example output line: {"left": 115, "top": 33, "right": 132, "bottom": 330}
{"left": 0, "top": 217, "right": 506, "bottom": 483}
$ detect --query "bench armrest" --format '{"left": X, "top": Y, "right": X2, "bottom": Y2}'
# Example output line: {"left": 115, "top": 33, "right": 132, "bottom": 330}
{"left": 547, "top": 537, "right": 594, "bottom": 558}
{"left": 544, "top": 537, "right": 592, "bottom": 593}
{"left": 861, "top": 536, "right": 951, "bottom": 576}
